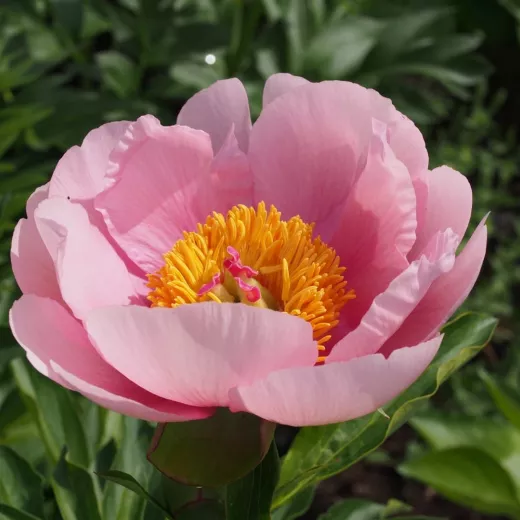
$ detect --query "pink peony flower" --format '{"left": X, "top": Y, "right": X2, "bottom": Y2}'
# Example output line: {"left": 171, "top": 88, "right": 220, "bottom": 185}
{"left": 10, "top": 74, "right": 487, "bottom": 427}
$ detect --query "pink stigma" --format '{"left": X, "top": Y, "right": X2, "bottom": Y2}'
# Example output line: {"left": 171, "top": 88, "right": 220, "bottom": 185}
{"left": 223, "top": 246, "right": 258, "bottom": 278}
{"left": 236, "top": 278, "right": 261, "bottom": 302}
{"left": 197, "top": 272, "right": 221, "bottom": 296}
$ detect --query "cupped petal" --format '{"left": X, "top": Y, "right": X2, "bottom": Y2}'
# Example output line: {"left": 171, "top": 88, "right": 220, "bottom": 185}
{"left": 249, "top": 81, "right": 373, "bottom": 236}
{"left": 177, "top": 78, "right": 251, "bottom": 153}
{"left": 34, "top": 198, "right": 134, "bottom": 320}
{"left": 95, "top": 115, "right": 219, "bottom": 273}
{"left": 380, "top": 218, "right": 488, "bottom": 357}
{"left": 262, "top": 73, "right": 310, "bottom": 106}
{"left": 329, "top": 122, "right": 417, "bottom": 335}
{"left": 10, "top": 295, "right": 209, "bottom": 422}
{"left": 11, "top": 185, "right": 62, "bottom": 301}
{"left": 408, "top": 166, "right": 472, "bottom": 261}
{"left": 49, "top": 121, "right": 131, "bottom": 200}
{"left": 229, "top": 335, "right": 442, "bottom": 426}
{"left": 329, "top": 229, "right": 458, "bottom": 363}
{"left": 206, "top": 127, "right": 253, "bottom": 209}
{"left": 85, "top": 303, "right": 317, "bottom": 408}
{"left": 368, "top": 91, "right": 429, "bottom": 180}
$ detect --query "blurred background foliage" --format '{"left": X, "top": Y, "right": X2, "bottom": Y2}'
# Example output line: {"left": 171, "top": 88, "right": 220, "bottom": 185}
{"left": 0, "top": 0, "right": 519, "bottom": 519}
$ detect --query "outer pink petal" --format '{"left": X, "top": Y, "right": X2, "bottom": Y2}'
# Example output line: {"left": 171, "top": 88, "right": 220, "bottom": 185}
{"left": 95, "top": 115, "right": 219, "bottom": 273}
{"left": 262, "top": 75, "right": 428, "bottom": 182}
{"left": 177, "top": 78, "right": 252, "bottom": 153}
{"left": 329, "top": 229, "right": 458, "bottom": 363}
{"left": 368, "top": 91, "right": 429, "bottom": 180}
{"left": 329, "top": 123, "right": 417, "bottom": 336}
{"left": 262, "top": 73, "right": 310, "bottom": 106}
{"left": 85, "top": 303, "right": 317, "bottom": 408}
{"left": 249, "top": 81, "right": 373, "bottom": 236}
{"left": 34, "top": 198, "right": 134, "bottom": 320}
{"left": 11, "top": 185, "right": 62, "bottom": 301}
{"left": 380, "top": 219, "right": 488, "bottom": 356}
{"left": 229, "top": 336, "right": 442, "bottom": 426}
{"left": 408, "top": 166, "right": 472, "bottom": 261}
{"left": 49, "top": 121, "right": 130, "bottom": 200}
{"left": 10, "top": 295, "right": 209, "bottom": 422}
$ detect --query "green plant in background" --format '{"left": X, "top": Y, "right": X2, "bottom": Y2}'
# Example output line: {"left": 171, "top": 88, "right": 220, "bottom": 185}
{"left": 401, "top": 370, "right": 520, "bottom": 519}
{"left": 0, "top": 0, "right": 515, "bottom": 519}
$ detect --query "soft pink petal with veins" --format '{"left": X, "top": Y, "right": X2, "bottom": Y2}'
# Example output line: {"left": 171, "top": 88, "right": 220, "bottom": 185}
{"left": 11, "top": 185, "right": 62, "bottom": 301}
{"left": 10, "top": 295, "right": 210, "bottom": 422}
{"left": 34, "top": 198, "right": 134, "bottom": 320}
{"left": 380, "top": 219, "right": 488, "bottom": 357}
{"left": 408, "top": 166, "right": 472, "bottom": 261}
{"left": 249, "top": 81, "right": 373, "bottom": 238}
{"left": 329, "top": 229, "right": 458, "bottom": 363}
{"left": 49, "top": 121, "right": 130, "bottom": 200}
{"left": 85, "top": 303, "right": 317, "bottom": 408}
{"left": 229, "top": 336, "right": 441, "bottom": 426}
{"left": 177, "top": 78, "right": 251, "bottom": 153}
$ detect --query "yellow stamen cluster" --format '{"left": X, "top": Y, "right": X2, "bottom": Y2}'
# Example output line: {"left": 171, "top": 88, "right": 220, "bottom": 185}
{"left": 147, "top": 203, "right": 355, "bottom": 350}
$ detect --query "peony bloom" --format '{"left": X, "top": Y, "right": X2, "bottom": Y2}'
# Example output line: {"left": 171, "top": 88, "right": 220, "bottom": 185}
{"left": 10, "top": 74, "right": 486, "bottom": 427}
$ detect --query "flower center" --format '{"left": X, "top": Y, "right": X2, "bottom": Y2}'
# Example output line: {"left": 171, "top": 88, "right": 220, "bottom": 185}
{"left": 147, "top": 203, "right": 355, "bottom": 353}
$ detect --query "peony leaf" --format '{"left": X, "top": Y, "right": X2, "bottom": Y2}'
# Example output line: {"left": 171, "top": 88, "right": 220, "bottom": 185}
{"left": 0, "top": 446, "right": 44, "bottom": 518}
{"left": 225, "top": 441, "right": 280, "bottom": 520}
{"left": 0, "top": 505, "right": 42, "bottom": 520}
{"left": 400, "top": 447, "right": 520, "bottom": 517}
{"left": 148, "top": 408, "right": 275, "bottom": 488}
{"left": 272, "top": 312, "right": 497, "bottom": 511}
{"left": 52, "top": 450, "right": 102, "bottom": 520}
{"left": 97, "top": 470, "right": 172, "bottom": 519}
{"left": 480, "top": 369, "right": 520, "bottom": 431}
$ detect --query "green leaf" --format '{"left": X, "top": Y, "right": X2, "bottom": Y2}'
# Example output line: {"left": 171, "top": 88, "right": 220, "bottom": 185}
{"left": 148, "top": 408, "right": 276, "bottom": 487}
{"left": 273, "top": 312, "right": 497, "bottom": 509}
{"left": 98, "top": 470, "right": 172, "bottom": 518}
{"left": 0, "top": 505, "right": 42, "bottom": 520}
{"left": 400, "top": 447, "right": 520, "bottom": 517}
{"left": 0, "top": 446, "right": 44, "bottom": 517}
{"left": 169, "top": 63, "right": 221, "bottom": 91}
{"left": 317, "top": 498, "right": 384, "bottom": 520}
{"left": 225, "top": 441, "right": 280, "bottom": 520}
{"left": 367, "top": 8, "right": 452, "bottom": 64}
{"left": 96, "top": 51, "right": 139, "bottom": 99}
{"left": 10, "top": 359, "right": 91, "bottom": 468}
{"left": 480, "top": 370, "right": 520, "bottom": 431}
{"left": 410, "top": 413, "right": 520, "bottom": 490}
{"left": 305, "top": 17, "right": 382, "bottom": 78}
{"left": 52, "top": 451, "right": 102, "bottom": 520}
{"left": 271, "top": 486, "right": 315, "bottom": 520}
{"left": 48, "top": 0, "right": 84, "bottom": 37}
{"left": 101, "top": 417, "right": 160, "bottom": 520}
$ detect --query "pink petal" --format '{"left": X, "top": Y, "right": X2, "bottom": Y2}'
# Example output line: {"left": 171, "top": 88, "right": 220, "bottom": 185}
{"left": 262, "top": 73, "right": 310, "bottom": 106}
{"left": 85, "top": 303, "right": 317, "bottom": 408}
{"left": 34, "top": 198, "right": 134, "bottom": 320}
{"left": 49, "top": 121, "right": 131, "bottom": 200}
{"left": 249, "top": 81, "right": 373, "bottom": 236}
{"left": 229, "top": 335, "right": 442, "bottom": 426}
{"left": 262, "top": 76, "right": 429, "bottom": 182}
{"left": 329, "top": 123, "right": 417, "bottom": 335}
{"left": 11, "top": 185, "right": 62, "bottom": 301}
{"left": 177, "top": 78, "right": 252, "bottom": 153}
{"left": 10, "top": 295, "right": 209, "bottom": 422}
{"left": 205, "top": 127, "right": 253, "bottom": 209}
{"left": 95, "top": 115, "right": 219, "bottom": 273}
{"left": 368, "top": 91, "right": 429, "bottom": 180}
{"left": 380, "top": 219, "right": 488, "bottom": 356}
{"left": 329, "top": 229, "right": 458, "bottom": 363}
{"left": 408, "top": 166, "right": 472, "bottom": 261}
